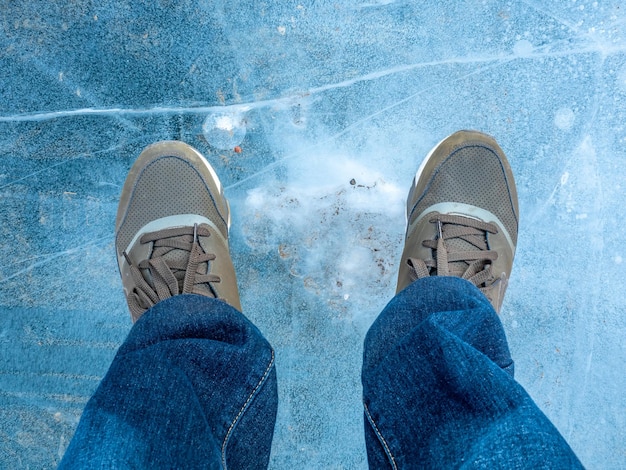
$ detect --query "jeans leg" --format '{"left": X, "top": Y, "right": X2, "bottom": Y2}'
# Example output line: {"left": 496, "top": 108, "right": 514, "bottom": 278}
{"left": 361, "top": 277, "right": 583, "bottom": 469}
{"left": 59, "top": 294, "right": 277, "bottom": 470}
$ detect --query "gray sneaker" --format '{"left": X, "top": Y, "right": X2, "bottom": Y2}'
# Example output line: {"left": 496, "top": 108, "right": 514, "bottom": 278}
{"left": 115, "top": 141, "right": 241, "bottom": 322}
{"left": 396, "top": 130, "right": 519, "bottom": 313}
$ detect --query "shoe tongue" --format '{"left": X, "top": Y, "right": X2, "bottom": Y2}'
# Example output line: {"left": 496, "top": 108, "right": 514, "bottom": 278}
{"left": 161, "top": 247, "right": 189, "bottom": 268}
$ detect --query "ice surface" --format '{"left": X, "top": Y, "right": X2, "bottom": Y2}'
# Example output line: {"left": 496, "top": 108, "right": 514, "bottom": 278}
{"left": 1, "top": 0, "right": 625, "bottom": 468}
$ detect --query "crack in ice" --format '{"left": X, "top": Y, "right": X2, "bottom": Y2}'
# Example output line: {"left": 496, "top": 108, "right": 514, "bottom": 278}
{"left": 1, "top": 44, "right": 624, "bottom": 124}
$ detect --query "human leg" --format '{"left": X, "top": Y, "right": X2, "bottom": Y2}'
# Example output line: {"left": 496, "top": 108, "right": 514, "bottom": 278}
{"left": 361, "top": 131, "right": 583, "bottom": 468}
{"left": 59, "top": 141, "right": 277, "bottom": 469}
{"left": 59, "top": 295, "right": 277, "bottom": 469}
{"left": 362, "top": 277, "right": 581, "bottom": 469}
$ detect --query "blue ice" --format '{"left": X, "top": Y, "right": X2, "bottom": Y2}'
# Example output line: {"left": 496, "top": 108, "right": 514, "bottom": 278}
{"left": 1, "top": 1, "right": 625, "bottom": 468}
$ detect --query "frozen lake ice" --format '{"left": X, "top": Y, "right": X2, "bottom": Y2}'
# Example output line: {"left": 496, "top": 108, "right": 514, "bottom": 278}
{"left": 1, "top": 1, "right": 625, "bottom": 468}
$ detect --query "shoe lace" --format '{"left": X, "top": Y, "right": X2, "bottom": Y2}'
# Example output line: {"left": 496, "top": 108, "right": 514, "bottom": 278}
{"left": 123, "top": 224, "right": 220, "bottom": 318}
{"left": 406, "top": 214, "right": 500, "bottom": 299}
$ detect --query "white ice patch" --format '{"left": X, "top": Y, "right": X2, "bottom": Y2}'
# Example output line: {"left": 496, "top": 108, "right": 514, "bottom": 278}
{"left": 285, "top": 152, "right": 405, "bottom": 215}
{"left": 513, "top": 39, "right": 533, "bottom": 57}
{"left": 241, "top": 152, "right": 405, "bottom": 324}
{"left": 555, "top": 108, "right": 575, "bottom": 131}
{"left": 243, "top": 155, "right": 404, "bottom": 246}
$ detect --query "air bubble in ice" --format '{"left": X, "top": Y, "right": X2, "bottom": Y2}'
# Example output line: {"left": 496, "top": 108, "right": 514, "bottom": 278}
{"left": 202, "top": 112, "right": 247, "bottom": 150}
{"left": 555, "top": 108, "right": 575, "bottom": 130}
{"left": 513, "top": 39, "right": 533, "bottom": 57}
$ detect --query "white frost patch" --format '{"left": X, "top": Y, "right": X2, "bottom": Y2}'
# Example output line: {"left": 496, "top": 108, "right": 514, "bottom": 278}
{"left": 513, "top": 39, "right": 533, "bottom": 57}
{"left": 555, "top": 108, "right": 575, "bottom": 131}
{"left": 288, "top": 153, "right": 404, "bottom": 215}
{"left": 338, "top": 245, "right": 375, "bottom": 287}
{"left": 243, "top": 155, "right": 404, "bottom": 239}
{"left": 242, "top": 152, "right": 405, "bottom": 323}
{"left": 615, "top": 255, "right": 623, "bottom": 265}
{"left": 214, "top": 115, "right": 235, "bottom": 131}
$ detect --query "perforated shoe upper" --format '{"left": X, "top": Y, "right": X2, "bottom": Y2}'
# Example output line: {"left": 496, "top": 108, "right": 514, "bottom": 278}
{"left": 115, "top": 141, "right": 241, "bottom": 322}
{"left": 397, "top": 131, "right": 519, "bottom": 313}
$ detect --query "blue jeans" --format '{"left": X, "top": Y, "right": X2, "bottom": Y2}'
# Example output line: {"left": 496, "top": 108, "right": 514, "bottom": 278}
{"left": 59, "top": 277, "right": 582, "bottom": 469}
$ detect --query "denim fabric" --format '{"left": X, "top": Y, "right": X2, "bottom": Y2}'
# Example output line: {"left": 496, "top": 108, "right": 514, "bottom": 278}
{"left": 60, "top": 278, "right": 583, "bottom": 469}
{"left": 362, "top": 276, "right": 583, "bottom": 469}
{"left": 58, "top": 294, "right": 277, "bottom": 469}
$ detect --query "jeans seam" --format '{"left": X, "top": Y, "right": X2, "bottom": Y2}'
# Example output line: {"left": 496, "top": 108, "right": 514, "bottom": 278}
{"left": 364, "top": 402, "right": 397, "bottom": 470}
{"left": 221, "top": 348, "right": 275, "bottom": 469}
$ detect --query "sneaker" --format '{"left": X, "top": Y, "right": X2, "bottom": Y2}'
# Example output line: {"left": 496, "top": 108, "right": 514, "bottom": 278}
{"left": 396, "top": 130, "right": 519, "bottom": 313}
{"left": 115, "top": 141, "right": 241, "bottom": 322}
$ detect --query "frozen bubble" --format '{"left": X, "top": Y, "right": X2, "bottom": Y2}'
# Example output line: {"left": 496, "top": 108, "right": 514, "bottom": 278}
{"left": 554, "top": 107, "right": 575, "bottom": 130}
{"left": 513, "top": 39, "right": 533, "bottom": 57}
{"left": 202, "top": 111, "right": 247, "bottom": 150}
